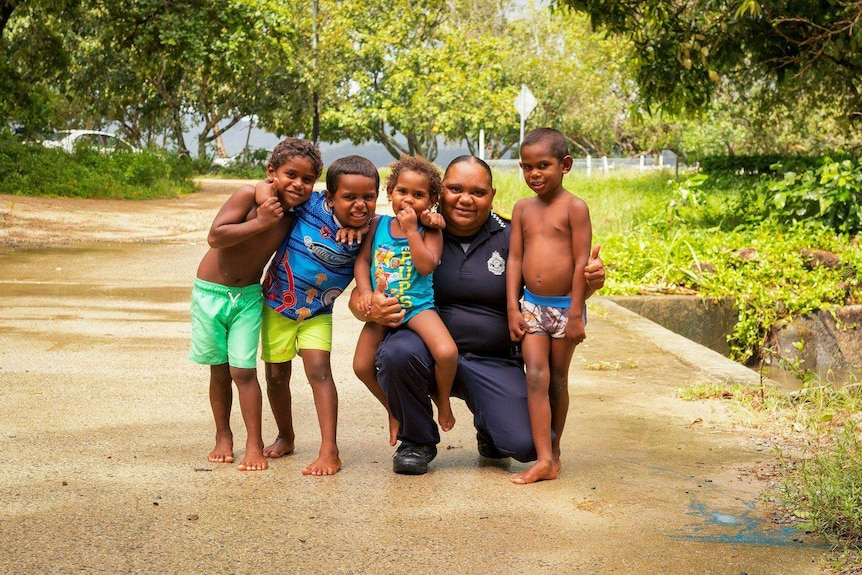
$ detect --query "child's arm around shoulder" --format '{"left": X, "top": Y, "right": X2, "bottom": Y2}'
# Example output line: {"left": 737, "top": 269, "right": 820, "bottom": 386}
{"left": 335, "top": 220, "right": 372, "bottom": 246}
{"left": 207, "top": 184, "right": 285, "bottom": 249}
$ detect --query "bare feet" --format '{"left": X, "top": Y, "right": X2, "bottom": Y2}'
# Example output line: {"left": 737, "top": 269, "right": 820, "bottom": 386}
{"left": 263, "top": 435, "right": 295, "bottom": 458}
{"left": 301, "top": 444, "right": 341, "bottom": 476}
{"left": 237, "top": 444, "right": 268, "bottom": 471}
{"left": 510, "top": 457, "right": 561, "bottom": 485}
{"left": 208, "top": 433, "right": 234, "bottom": 463}
{"left": 388, "top": 414, "right": 399, "bottom": 447}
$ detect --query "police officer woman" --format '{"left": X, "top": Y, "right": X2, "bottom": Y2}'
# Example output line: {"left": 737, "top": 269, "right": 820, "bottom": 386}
{"left": 348, "top": 155, "right": 605, "bottom": 475}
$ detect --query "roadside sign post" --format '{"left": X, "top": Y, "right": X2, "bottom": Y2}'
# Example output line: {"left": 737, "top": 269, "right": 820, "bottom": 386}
{"left": 513, "top": 84, "right": 538, "bottom": 145}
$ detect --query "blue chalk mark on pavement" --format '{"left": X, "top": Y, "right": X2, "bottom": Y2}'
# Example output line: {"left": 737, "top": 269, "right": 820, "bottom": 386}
{"left": 670, "top": 498, "right": 818, "bottom": 547}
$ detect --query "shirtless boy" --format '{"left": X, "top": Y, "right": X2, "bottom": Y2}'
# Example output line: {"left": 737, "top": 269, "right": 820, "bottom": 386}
{"left": 189, "top": 138, "right": 322, "bottom": 471}
{"left": 506, "top": 127, "right": 592, "bottom": 484}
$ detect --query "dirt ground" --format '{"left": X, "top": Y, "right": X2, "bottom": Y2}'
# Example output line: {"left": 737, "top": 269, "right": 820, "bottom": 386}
{"left": 0, "top": 178, "right": 243, "bottom": 251}
{"left": 0, "top": 178, "right": 826, "bottom": 573}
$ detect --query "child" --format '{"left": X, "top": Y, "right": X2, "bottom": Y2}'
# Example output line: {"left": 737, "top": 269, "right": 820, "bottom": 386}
{"left": 256, "top": 155, "right": 380, "bottom": 476}
{"left": 353, "top": 156, "right": 459, "bottom": 438}
{"left": 189, "top": 137, "right": 323, "bottom": 472}
{"left": 506, "top": 127, "right": 592, "bottom": 485}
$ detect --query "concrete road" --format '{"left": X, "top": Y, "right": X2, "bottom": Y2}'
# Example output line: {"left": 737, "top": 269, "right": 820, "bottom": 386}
{"left": 0, "top": 190, "right": 823, "bottom": 574}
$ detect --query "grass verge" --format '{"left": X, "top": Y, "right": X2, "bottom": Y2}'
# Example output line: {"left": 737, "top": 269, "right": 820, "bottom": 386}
{"left": 679, "top": 380, "right": 862, "bottom": 572}
{"left": 0, "top": 135, "right": 198, "bottom": 199}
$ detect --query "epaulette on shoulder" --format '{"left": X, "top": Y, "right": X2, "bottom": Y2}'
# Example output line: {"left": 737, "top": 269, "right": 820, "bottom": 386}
{"left": 491, "top": 211, "right": 510, "bottom": 226}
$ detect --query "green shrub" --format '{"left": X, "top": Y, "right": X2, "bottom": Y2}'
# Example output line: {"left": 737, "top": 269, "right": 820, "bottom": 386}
{"left": 598, "top": 182, "right": 859, "bottom": 363}
{"left": 0, "top": 134, "right": 197, "bottom": 199}
{"left": 770, "top": 158, "right": 862, "bottom": 235}
{"left": 699, "top": 154, "right": 826, "bottom": 175}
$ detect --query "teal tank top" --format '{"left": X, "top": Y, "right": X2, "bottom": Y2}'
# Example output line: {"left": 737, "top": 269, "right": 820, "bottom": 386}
{"left": 370, "top": 215, "right": 435, "bottom": 322}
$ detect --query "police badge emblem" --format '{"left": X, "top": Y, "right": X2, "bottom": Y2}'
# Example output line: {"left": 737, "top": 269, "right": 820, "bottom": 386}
{"left": 487, "top": 250, "right": 505, "bottom": 275}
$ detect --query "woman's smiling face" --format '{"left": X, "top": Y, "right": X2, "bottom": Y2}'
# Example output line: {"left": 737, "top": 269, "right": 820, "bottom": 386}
{"left": 440, "top": 160, "right": 496, "bottom": 236}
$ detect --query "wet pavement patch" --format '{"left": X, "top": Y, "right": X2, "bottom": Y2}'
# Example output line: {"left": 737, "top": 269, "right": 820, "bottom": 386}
{"left": 670, "top": 498, "right": 824, "bottom": 548}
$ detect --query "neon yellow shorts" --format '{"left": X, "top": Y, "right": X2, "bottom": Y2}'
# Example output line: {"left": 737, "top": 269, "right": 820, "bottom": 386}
{"left": 260, "top": 305, "right": 333, "bottom": 363}
{"left": 189, "top": 278, "right": 263, "bottom": 369}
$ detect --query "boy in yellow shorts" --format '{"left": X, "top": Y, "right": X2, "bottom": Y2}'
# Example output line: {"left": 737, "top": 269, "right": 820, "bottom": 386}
{"left": 257, "top": 155, "right": 380, "bottom": 476}
{"left": 189, "top": 138, "right": 322, "bottom": 471}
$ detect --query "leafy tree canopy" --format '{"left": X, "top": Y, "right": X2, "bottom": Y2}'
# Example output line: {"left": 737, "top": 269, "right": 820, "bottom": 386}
{"left": 557, "top": 0, "right": 862, "bottom": 123}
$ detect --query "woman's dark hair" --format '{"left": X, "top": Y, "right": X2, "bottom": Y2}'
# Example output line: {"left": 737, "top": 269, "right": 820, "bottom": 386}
{"left": 445, "top": 155, "right": 493, "bottom": 187}
{"left": 268, "top": 137, "right": 323, "bottom": 178}
{"left": 326, "top": 155, "right": 380, "bottom": 193}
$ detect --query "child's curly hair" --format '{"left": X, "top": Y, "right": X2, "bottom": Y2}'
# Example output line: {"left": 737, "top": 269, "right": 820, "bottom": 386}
{"left": 268, "top": 137, "right": 323, "bottom": 179}
{"left": 386, "top": 155, "right": 442, "bottom": 203}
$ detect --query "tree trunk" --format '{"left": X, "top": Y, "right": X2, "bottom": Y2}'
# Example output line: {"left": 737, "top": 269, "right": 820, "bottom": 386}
{"left": 171, "top": 109, "right": 189, "bottom": 158}
{"left": 213, "top": 124, "right": 227, "bottom": 158}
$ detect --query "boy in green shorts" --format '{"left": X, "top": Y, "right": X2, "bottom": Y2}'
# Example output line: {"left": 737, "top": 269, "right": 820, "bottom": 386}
{"left": 189, "top": 138, "right": 323, "bottom": 471}
{"left": 256, "top": 155, "right": 380, "bottom": 476}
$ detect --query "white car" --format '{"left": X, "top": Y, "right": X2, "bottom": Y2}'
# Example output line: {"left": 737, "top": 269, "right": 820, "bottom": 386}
{"left": 211, "top": 148, "right": 267, "bottom": 168}
{"left": 42, "top": 130, "right": 139, "bottom": 154}
{"left": 211, "top": 152, "right": 240, "bottom": 167}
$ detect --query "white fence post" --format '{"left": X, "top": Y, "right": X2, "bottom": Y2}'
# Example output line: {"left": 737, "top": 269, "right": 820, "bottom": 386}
{"left": 586, "top": 154, "right": 592, "bottom": 177}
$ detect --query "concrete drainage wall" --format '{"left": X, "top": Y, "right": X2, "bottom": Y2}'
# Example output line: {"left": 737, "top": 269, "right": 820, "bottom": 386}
{"left": 608, "top": 296, "right": 862, "bottom": 384}
{"left": 607, "top": 296, "right": 738, "bottom": 357}
{"left": 768, "top": 305, "right": 862, "bottom": 384}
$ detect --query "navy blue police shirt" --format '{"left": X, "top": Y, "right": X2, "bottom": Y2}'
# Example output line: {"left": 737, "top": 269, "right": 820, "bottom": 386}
{"left": 433, "top": 212, "right": 514, "bottom": 358}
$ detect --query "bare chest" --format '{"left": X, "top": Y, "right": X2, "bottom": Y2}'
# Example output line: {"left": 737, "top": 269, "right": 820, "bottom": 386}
{"left": 521, "top": 203, "right": 572, "bottom": 240}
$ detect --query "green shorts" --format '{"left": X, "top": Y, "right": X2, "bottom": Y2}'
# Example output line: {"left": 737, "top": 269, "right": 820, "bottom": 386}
{"left": 189, "top": 278, "right": 263, "bottom": 369}
{"left": 260, "top": 305, "right": 332, "bottom": 363}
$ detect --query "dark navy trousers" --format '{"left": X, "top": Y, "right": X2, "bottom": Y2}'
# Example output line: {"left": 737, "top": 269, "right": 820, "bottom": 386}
{"left": 375, "top": 329, "right": 537, "bottom": 463}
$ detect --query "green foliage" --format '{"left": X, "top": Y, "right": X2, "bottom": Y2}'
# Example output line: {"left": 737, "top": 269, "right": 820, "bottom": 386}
{"left": 678, "top": 380, "right": 862, "bottom": 560}
{"left": 770, "top": 158, "right": 862, "bottom": 235}
{"left": 667, "top": 173, "right": 708, "bottom": 221}
{"left": 557, "top": 0, "right": 862, "bottom": 124}
{"left": 573, "top": 168, "right": 861, "bottom": 363}
{"left": 493, "top": 168, "right": 670, "bottom": 225}
{"left": 506, "top": 7, "right": 641, "bottom": 157}
{"left": 6, "top": 0, "right": 862, "bottom": 168}
{"left": 780, "top": 423, "right": 862, "bottom": 548}
{"left": 0, "top": 135, "right": 196, "bottom": 199}
{"left": 700, "top": 154, "right": 800, "bottom": 175}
